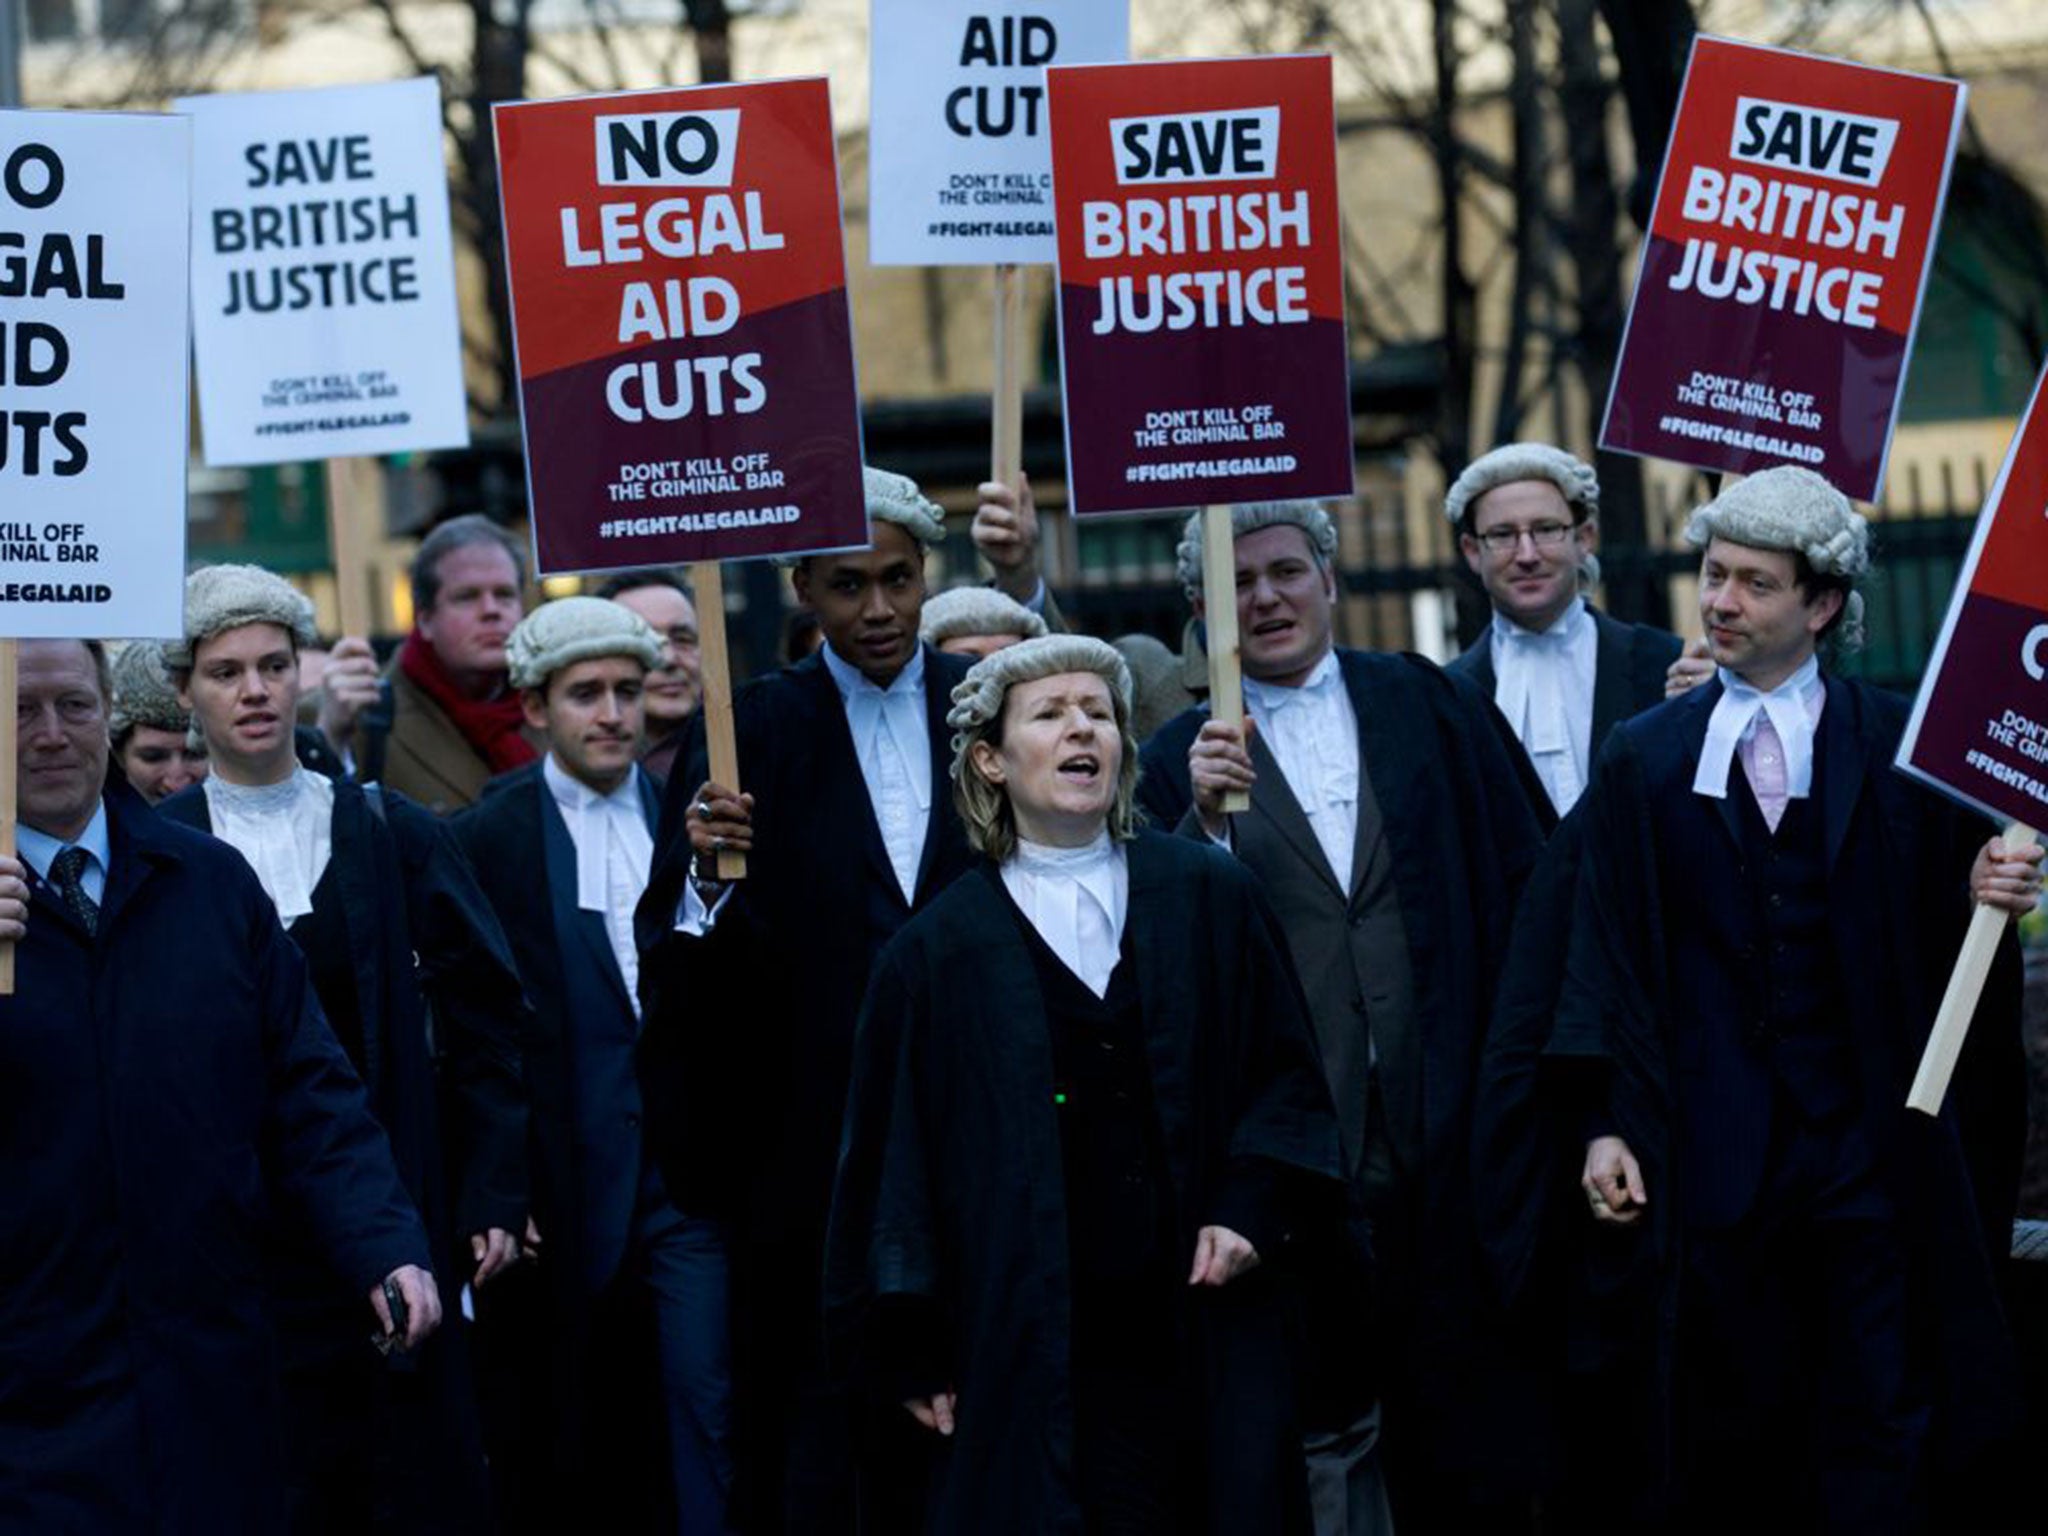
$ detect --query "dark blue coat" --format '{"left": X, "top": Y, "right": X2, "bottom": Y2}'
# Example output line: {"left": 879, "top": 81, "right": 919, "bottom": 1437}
{"left": 159, "top": 777, "right": 531, "bottom": 1254}
{"left": 1559, "top": 675, "right": 2027, "bottom": 1504}
{"left": 456, "top": 761, "right": 665, "bottom": 1297}
{"left": 0, "top": 782, "right": 428, "bottom": 1533}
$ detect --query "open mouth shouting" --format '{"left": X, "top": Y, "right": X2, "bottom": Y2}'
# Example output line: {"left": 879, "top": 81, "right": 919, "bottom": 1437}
{"left": 1057, "top": 751, "right": 1103, "bottom": 785}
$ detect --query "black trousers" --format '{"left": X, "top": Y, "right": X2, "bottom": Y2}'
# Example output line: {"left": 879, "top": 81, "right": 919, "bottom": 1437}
{"left": 278, "top": 1309, "right": 492, "bottom": 1536}
{"left": 1072, "top": 1365, "right": 1199, "bottom": 1536}
{"left": 1675, "top": 1111, "right": 1927, "bottom": 1536}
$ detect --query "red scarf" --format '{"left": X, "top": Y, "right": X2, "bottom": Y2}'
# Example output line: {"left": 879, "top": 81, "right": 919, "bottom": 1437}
{"left": 398, "top": 629, "right": 538, "bottom": 773}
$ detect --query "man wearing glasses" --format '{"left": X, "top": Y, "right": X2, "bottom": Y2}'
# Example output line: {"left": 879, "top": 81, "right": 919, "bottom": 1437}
{"left": 1444, "top": 444, "right": 1682, "bottom": 816}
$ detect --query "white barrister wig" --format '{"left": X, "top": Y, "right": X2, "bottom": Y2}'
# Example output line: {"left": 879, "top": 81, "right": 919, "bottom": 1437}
{"left": 946, "top": 634, "right": 1143, "bottom": 859}
{"left": 165, "top": 564, "right": 319, "bottom": 670}
{"left": 1684, "top": 465, "right": 1870, "bottom": 652}
{"left": 774, "top": 465, "right": 948, "bottom": 568}
{"left": 1443, "top": 442, "right": 1601, "bottom": 529}
{"left": 109, "top": 640, "right": 190, "bottom": 740}
{"left": 918, "top": 586, "right": 1050, "bottom": 647}
{"left": 946, "top": 634, "right": 1134, "bottom": 739}
{"left": 506, "top": 596, "right": 665, "bottom": 691}
{"left": 864, "top": 465, "right": 949, "bottom": 545}
{"left": 1173, "top": 501, "right": 1339, "bottom": 596}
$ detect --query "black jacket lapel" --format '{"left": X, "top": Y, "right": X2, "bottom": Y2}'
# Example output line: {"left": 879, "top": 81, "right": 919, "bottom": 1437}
{"left": 1590, "top": 610, "right": 1636, "bottom": 750}
{"left": 1677, "top": 676, "right": 1745, "bottom": 853}
{"left": 327, "top": 784, "right": 388, "bottom": 1096}
{"left": 1819, "top": 674, "right": 1871, "bottom": 872}
{"left": 912, "top": 647, "right": 961, "bottom": 902}
{"left": 1345, "top": 652, "right": 1432, "bottom": 905}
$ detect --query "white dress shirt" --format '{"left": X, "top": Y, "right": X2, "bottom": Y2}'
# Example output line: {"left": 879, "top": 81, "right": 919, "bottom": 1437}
{"left": 822, "top": 642, "right": 933, "bottom": 903}
{"left": 1692, "top": 655, "right": 1826, "bottom": 830}
{"left": 545, "top": 755, "right": 655, "bottom": 1015}
{"left": 19, "top": 801, "right": 112, "bottom": 906}
{"left": 1243, "top": 650, "right": 1360, "bottom": 891}
{"left": 1001, "top": 831, "right": 1129, "bottom": 999}
{"left": 1490, "top": 598, "right": 1598, "bottom": 816}
{"left": 673, "top": 645, "right": 933, "bottom": 934}
{"left": 204, "top": 767, "right": 335, "bottom": 924}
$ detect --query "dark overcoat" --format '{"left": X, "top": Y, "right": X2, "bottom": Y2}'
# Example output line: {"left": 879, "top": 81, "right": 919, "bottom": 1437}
{"left": 455, "top": 762, "right": 679, "bottom": 1527}
{"left": 635, "top": 645, "right": 976, "bottom": 1257}
{"left": 635, "top": 644, "right": 977, "bottom": 1522}
{"left": 1556, "top": 674, "right": 2027, "bottom": 1508}
{"left": 0, "top": 782, "right": 428, "bottom": 1532}
{"left": 161, "top": 776, "right": 530, "bottom": 1248}
{"left": 1136, "top": 650, "right": 1552, "bottom": 1483}
{"left": 825, "top": 835, "right": 1347, "bottom": 1535}
{"left": 456, "top": 762, "right": 665, "bottom": 1295}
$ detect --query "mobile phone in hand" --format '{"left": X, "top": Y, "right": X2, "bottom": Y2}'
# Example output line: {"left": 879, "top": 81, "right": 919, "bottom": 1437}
{"left": 370, "top": 1275, "right": 410, "bottom": 1357}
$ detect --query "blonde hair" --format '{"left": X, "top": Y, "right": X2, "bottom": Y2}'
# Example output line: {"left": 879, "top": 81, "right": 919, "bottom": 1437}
{"left": 946, "top": 636, "right": 1143, "bottom": 862}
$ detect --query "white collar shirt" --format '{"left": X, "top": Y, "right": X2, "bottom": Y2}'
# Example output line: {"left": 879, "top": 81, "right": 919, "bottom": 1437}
{"left": 544, "top": 754, "right": 655, "bottom": 1015}
{"left": 1000, "top": 832, "right": 1128, "bottom": 999}
{"left": 203, "top": 767, "right": 335, "bottom": 925}
{"left": 19, "top": 801, "right": 112, "bottom": 907}
{"left": 1490, "top": 598, "right": 1598, "bottom": 816}
{"left": 1242, "top": 650, "right": 1360, "bottom": 891}
{"left": 822, "top": 642, "right": 932, "bottom": 903}
{"left": 1692, "top": 654, "right": 1826, "bottom": 820}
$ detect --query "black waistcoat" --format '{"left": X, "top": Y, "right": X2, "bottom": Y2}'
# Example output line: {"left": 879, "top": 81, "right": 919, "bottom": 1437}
{"left": 1732, "top": 766, "right": 1855, "bottom": 1125}
{"left": 1004, "top": 897, "right": 1178, "bottom": 1370}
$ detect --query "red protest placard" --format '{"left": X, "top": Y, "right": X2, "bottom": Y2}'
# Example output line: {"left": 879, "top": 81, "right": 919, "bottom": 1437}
{"left": 1897, "top": 358, "right": 2048, "bottom": 827}
{"left": 494, "top": 78, "right": 866, "bottom": 574}
{"left": 1601, "top": 36, "right": 1963, "bottom": 503}
{"left": 1047, "top": 55, "right": 1352, "bottom": 515}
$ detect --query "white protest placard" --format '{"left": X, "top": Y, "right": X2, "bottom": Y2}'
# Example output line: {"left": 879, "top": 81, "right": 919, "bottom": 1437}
{"left": 0, "top": 111, "right": 191, "bottom": 639}
{"left": 178, "top": 76, "right": 469, "bottom": 466}
{"left": 869, "top": 0, "right": 1129, "bottom": 266}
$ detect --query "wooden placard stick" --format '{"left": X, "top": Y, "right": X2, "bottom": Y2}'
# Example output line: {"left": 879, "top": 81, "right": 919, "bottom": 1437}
{"left": 0, "top": 640, "right": 16, "bottom": 996}
{"left": 1906, "top": 820, "right": 2039, "bottom": 1115}
{"left": 1200, "top": 504, "right": 1249, "bottom": 815}
{"left": 991, "top": 262, "right": 1024, "bottom": 494}
{"left": 689, "top": 561, "right": 746, "bottom": 881}
{"left": 323, "top": 457, "right": 376, "bottom": 640}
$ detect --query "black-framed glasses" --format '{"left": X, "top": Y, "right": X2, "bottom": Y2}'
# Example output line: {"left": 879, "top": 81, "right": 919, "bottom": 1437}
{"left": 1475, "top": 521, "right": 1575, "bottom": 555}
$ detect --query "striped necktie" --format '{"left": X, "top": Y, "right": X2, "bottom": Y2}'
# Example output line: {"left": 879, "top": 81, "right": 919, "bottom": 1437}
{"left": 49, "top": 846, "right": 99, "bottom": 936}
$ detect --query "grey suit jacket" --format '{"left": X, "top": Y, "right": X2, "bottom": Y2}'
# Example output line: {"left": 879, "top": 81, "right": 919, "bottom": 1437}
{"left": 1172, "top": 663, "right": 1421, "bottom": 1183}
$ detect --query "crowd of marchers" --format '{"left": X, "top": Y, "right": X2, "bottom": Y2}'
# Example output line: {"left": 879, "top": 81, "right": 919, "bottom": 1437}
{"left": 0, "top": 448, "right": 2040, "bottom": 1536}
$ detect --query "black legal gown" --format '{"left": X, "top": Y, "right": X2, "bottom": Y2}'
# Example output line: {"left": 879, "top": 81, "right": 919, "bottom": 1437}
{"left": 826, "top": 831, "right": 1350, "bottom": 1535}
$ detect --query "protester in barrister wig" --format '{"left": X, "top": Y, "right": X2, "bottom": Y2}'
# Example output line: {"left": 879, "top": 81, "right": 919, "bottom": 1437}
{"left": 827, "top": 634, "right": 1349, "bottom": 1535}
{"left": 455, "top": 596, "right": 731, "bottom": 1532}
{"left": 163, "top": 563, "right": 531, "bottom": 1535}
{"left": 1558, "top": 466, "right": 2043, "bottom": 1531}
{"left": 596, "top": 567, "right": 703, "bottom": 782}
{"left": 1442, "top": 443, "right": 1685, "bottom": 816}
{"left": 108, "top": 638, "right": 208, "bottom": 804}
{"left": 1138, "top": 499, "right": 1551, "bottom": 1534}
{"left": 637, "top": 465, "right": 976, "bottom": 1533}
